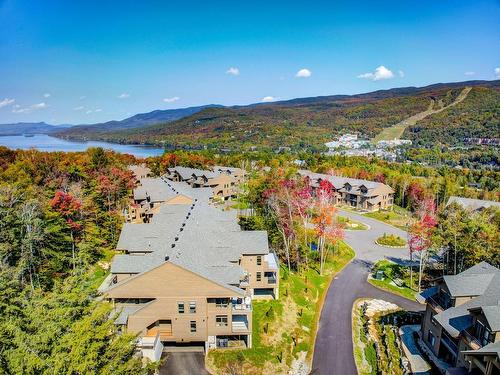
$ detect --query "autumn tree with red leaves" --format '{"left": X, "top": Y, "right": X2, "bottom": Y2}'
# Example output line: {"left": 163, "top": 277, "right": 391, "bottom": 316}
{"left": 408, "top": 197, "right": 437, "bottom": 292}
{"left": 313, "top": 179, "right": 344, "bottom": 275}
{"left": 50, "top": 191, "right": 83, "bottom": 270}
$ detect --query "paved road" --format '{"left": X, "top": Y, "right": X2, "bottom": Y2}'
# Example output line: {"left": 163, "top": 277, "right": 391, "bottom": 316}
{"left": 312, "top": 210, "right": 424, "bottom": 375}
{"left": 160, "top": 352, "right": 210, "bottom": 375}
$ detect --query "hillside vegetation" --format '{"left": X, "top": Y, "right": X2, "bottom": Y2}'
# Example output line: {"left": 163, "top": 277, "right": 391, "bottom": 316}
{"left": 404, "top": 86, "right": 500, "bottom": 147}
{"left": 55, "top": 81, "right": 500, "bottom": 152}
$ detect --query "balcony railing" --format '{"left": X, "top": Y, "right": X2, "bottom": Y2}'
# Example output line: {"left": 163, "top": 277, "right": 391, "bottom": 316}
{"left": 441, "top": 331, "right": 458, "bottom": 355}
{"left": 267, "top": 276, "right": 277, "bottom": 284}
{"left": 232, "top": 303, "right": 252, "bottom": 311}
{"left": 462, "top": 329, "right": 482, "bottom": 351}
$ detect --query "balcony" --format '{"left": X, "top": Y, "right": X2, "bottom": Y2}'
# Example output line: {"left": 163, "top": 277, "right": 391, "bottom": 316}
{"left": 441, "top": 331, "right": 458, "bottom": 355}
{"left": 263, "top": 253, "right": 279, "bottom": 271}
{"left": 462, "top": 329, "right": 482, "bottom": 351}
{"left": 427, "top": 295, "right": 444, "bottom": 313}
{"left": 240, "top": 274, "right": 249, "bottom": 287}
{"left": 232, "top": 315, "right": 249, "bottom": 332}
{"left": 232, "top": 301, "right": 252, "bottom": 311}
{"left": 267, "top": 276, "right": 277, "bottom": 284}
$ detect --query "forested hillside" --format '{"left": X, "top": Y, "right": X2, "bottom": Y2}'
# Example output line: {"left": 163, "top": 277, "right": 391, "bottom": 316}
{"left": 0, "top": 147, "right": 153, "bottom": 374}
{"left": 404, "top": 86, "right": 500, "bottom": 147}
{"left": 54, "top": 80, "right": 500, "bottom": 152}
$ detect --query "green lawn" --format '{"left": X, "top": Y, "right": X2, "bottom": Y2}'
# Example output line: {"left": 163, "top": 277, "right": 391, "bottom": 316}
{"left": 364, "top": 206, "right": 412, "bottom": 231}
{"left": 207, "top": 242, "right": 355, "bottom": 374}
{"left": 338, "top": 216, "right": 369, "bottom": 231}
{"left": 372, "top": 123, "right": 407, "bottom": 143}
{"left": 368, "top": 260, "right": 416, "bottom": 300}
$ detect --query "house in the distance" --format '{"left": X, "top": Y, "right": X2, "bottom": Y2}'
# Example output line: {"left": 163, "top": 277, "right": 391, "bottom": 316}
{"left": 419, "top": 262, "right": 500, "bottom": 375}
{"left": 299, "top": 170, "right": 394, "bottom": 211}
{"left": 446, "top": 196, "right": 500, "bottom": 212}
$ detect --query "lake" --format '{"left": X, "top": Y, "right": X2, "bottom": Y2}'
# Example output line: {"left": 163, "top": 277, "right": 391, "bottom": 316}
{"left": 0, "top": 134, "right": 165, "bottom": 158}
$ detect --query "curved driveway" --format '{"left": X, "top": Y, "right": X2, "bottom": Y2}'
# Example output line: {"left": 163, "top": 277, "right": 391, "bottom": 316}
{"left": 312, "top": 210, "right": 424, "bottom": 375}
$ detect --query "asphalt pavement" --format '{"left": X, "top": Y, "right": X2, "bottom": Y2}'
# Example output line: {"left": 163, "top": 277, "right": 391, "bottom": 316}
{"left": 311, "top": 209, "right": 424, "bottom": 375}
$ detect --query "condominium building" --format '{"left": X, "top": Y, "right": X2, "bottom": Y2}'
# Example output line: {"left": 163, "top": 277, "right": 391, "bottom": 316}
{"left": 299, "top": 170, "right": 394, "bottom": 211}
{"left": 165, "top": 166, "right": 246, "bottom": 200}
{"left": 420, "top": 262, "right": 500, "bottom": 375}
{"left": 100, "top": 175, "right": 278, "bottom": 361}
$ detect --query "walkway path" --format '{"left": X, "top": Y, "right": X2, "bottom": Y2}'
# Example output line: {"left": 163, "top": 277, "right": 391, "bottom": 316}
{"left": 312, "top": 209, "right": 424, "bottom": 375}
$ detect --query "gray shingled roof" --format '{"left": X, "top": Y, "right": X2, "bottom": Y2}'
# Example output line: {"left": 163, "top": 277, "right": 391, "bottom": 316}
{"left": 443, "top": 273, "right": 495, "bottom": 297}
{"left": 447, "top": 196, "right": 500, "bottom": 211}
{"left": 107, "top": 177, "right": 271, "bottom": 295}
{"left": 133, "top": 178, "right": 179, "bottom": 202}
{"left": 167, "top": 166, "right": 220, "bottom": 180}
{"left": 481, "top": 305, "right": 500, "bottom": 331}
{"left": 298, "top": 170, "right": 394, "bottom": 194}
{"left": 433, "top": 262, "right": 500, "bottom": 338}
{"left": 113, "top": 302, "right": 153, "bottom": 325}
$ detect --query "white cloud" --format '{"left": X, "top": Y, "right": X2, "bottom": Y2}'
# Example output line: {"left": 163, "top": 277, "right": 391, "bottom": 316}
{"left": 464, "top": 71, "right": 476, "bottom": 76}
{"left": 398, "top": 70, "right": 405, "bottom": 78}
{"left": 0, "top": 98, "right": 15, "bottom": 109}
{"left": 118, "top": 93, "right": 130, "bottom": 99}
{"left": 296, "top": 68, "right": 312, "bottom": 78}
{"left": 79, "top": 96, "right": 86, "bottom": 100}
{"left": 357, "top": 65, "right": 395, "bottom": 81}
{"left": 43, "top": 93, "right": 51, "bottom": 98}
{"left": 261, "top": 96, "right": 277, "bottom": 102}
{"left": 495, "top": 68, "right": 500, "bottom": 78}
{"left": 163, "top": 96, "right": 180, "bottom": 103}
{"left": 95, "top": 108, "right": 102, "bottom": 112}
{"left": 74, "top": 106, "right": 84, "bottom": 111}
{"left": 226, "top": 67, "right": 240, "bottom": 76}
{"left": 12, "top": 102, "right": 47, "bottom": 113}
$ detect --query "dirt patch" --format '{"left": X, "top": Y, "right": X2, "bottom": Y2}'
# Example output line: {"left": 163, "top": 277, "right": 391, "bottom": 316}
{"left": 263, "top": 297, "right": 298, "bottom": 346}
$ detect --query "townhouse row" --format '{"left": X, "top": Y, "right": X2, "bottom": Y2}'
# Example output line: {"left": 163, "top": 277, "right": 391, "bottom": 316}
{"left": 420, "top": 262, "right": 500, "bottom": 375}
{"left": 298, "top": 170, "right": 395, "bottom": 211}
{"left": 100, "top": 166, "right": 277, "bottom": 362}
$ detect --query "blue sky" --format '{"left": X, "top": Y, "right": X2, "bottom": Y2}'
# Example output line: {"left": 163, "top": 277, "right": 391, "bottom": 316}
{"left": 0, "top": 0, "right": 499, "bottom": 125}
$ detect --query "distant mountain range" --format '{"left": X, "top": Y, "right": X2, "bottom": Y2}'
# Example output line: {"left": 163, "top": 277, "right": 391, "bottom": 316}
{"left": 0, "top": 105, "right": 222, "bottom": 136}
{"left": 0, "top": 122, "right": 72, "bottom": 136}
{"left": 2, "top": 80, "right": 499, "bottom": 151}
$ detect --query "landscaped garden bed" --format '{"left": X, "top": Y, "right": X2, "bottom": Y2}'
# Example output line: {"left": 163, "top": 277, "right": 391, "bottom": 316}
{"left": 375, "top": 233, "right": 406, "bottom": 248}
{"left": 353, "top": 299, "right": 423, "bottom": 375}
{"left": 337, "top": 216, "right": 369, "bottom": 231}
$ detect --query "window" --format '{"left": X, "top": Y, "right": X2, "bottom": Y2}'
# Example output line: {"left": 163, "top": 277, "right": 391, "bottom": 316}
{"left": 209, "top": 298, "right": 229, "bottom": 308}
{"left": 189, "top": 301, "right": 196, "bottom": 313}
{"left": 190, "top": 321, "right": 197, "bottom": 333}
{"left": 178, "top": 302, "right": 185, "bottom": 314}
{"left": 256, "top": 272, "right": 262, "bottom": 282}
{"left": 256, "top": 256, "right": 262, "bottom": 266}
{"left": 216, "top": 315, "right": 228, "bottom": 327}
{"left": 429, "top": 332, "right": 436, "bottom": 347}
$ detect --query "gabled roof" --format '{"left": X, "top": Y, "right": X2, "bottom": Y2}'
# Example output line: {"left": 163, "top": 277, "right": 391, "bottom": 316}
{"left": 433, "top": 262, "right": 500, "bottom": 338}
{"left": 298, "top": 170, "right": 394, "bottom": 194}
{"left": 107, "top": 177, "right": 270, "bottom": 295}
{"left": 481, "top": 305, "right": 500, "bottom": 331}
{"left": 133, "top": 178, "right": 179, "bottom": 202}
